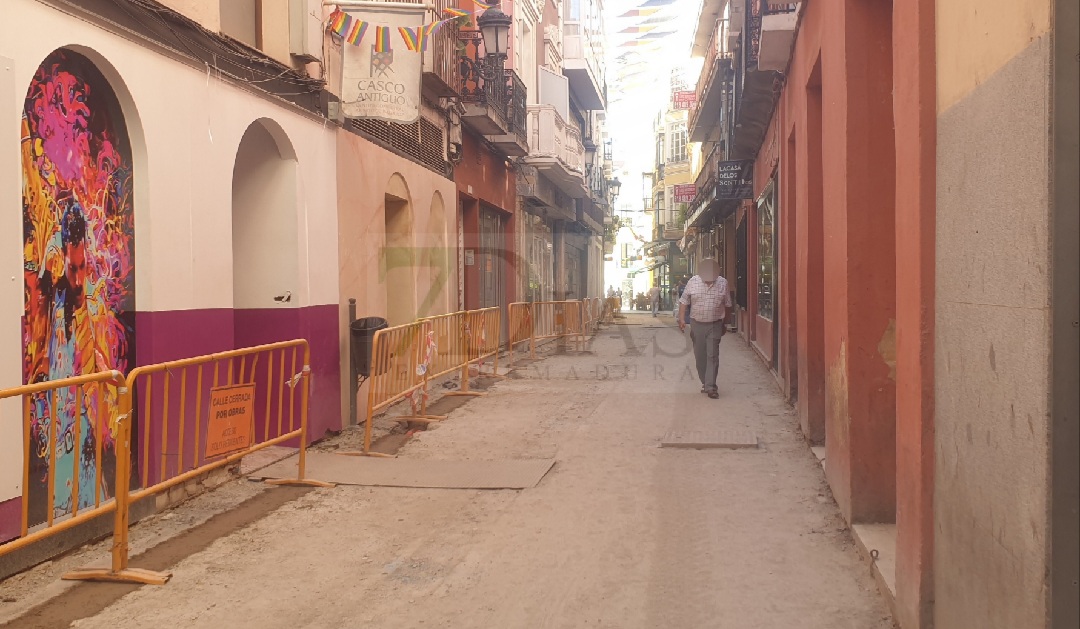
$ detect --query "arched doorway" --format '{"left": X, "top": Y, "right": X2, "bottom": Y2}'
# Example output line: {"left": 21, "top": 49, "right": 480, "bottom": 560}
{"left": 20, "top": 48, "right": 137, "bottom": 524}
{"left": 231, "top": 119, "right": 300, "bottom": 347}
{"left": 384, "top": 174, "right": 415, "bottom": 325}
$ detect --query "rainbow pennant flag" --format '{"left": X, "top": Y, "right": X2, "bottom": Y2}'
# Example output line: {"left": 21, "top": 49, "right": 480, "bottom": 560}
{"left": 329, "top": 10, "right": 351, "bottom": 37}
{"left": 346, "top": 19, "right": 368, "bottom": 46}
{"left": 431, "top": 18, "right": 454, "bottom": 35}
{"left": 399, "top": 22, "right": 440, "bottom": 52}
{"left": 443, "top": 7, "right": 470, "bottom": 17}
{"left": 398, "top": 26, "right": 421, "bottom": 51}
{"left": 474, "top": 1, "right": 499, "bottom": 9}
{"left": 374, "top": 26, "right": 392, "bottom": 52}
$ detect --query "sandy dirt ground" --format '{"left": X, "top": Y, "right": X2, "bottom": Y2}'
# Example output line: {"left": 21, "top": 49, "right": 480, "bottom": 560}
{"left": 5, "top": 313, "right": 893, "bottom": 629}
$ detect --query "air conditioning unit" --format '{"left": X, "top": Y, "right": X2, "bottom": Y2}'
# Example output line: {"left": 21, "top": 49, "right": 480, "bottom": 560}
{"left": 290, "top": 0, "right": 323, "bottom": 62}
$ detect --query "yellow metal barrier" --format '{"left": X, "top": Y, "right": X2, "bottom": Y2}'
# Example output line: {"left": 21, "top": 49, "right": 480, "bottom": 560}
{"left": 465, "top": 307, "right": 502, "bottom": 379}
{"left": 62, "top": 339, "right": 330, "bottom": 585}
{"left": 0, "top": 371, "right": 125, "bottom": 562}
{"left": 361, "top": 320, "right": 438, "bottom": 453}
{"left": 507, "top": 302, "right": 532, "bottom": 365}
{"left": 531, "top": 301, "right": 586, "bottom": 353}
{"left": 604, "top": 297, "right": 621, "bottom": 322}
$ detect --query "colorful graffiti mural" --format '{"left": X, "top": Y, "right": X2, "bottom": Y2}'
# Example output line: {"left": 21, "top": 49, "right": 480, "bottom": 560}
{"left": 20, "top": 49, "right": 136, "bottom": 524}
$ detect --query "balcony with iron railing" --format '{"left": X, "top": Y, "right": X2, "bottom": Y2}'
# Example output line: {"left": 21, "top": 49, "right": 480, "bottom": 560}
{"left": 689, "top": 16, "right": 733, "bottom": 142}
{"left": 729, "top": 1, "right": 799, "bottom": 159}
{"left": 384, "top": 0, "right": 458, "bottom": 96}
{"left": 685, "top": 141, "right": 726, "bottom": 228}
{"left": 483, "top": 68, "right": 529, "bottom": 156}
{"left": 457, "top": 31, "right": 509, "bottom": 136}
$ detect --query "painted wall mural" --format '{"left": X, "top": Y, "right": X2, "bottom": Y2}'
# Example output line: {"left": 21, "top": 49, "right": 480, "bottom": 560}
{"left": 20, "top": 49, "right": 136, "bottom": 524}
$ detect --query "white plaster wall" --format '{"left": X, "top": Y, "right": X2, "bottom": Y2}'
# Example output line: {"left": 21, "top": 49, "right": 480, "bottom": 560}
{"left": 0, "top": 0, "right": 340, "bottom": 501}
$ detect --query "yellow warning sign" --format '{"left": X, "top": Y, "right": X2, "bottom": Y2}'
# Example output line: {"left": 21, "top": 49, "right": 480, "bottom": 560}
{"left": 205, "top": 383, "right": 255, "bottom": 458}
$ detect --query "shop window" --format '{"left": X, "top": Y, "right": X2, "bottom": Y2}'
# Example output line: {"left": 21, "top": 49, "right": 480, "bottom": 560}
{"left": 757, "top": 179, "right": 776, "bottom": 320}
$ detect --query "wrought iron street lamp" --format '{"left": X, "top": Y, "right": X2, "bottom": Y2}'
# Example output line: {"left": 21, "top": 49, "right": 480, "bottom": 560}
{"left": 609, "top": 177, "right": 622, "bottom": 200}
{"left": 478, "top": 3, "right": 512, "bottom": 62}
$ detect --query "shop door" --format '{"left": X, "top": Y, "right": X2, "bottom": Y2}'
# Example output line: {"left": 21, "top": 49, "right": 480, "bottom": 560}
{"left": 736, "top": 218, "right": 748, "bottom": 310}
{"left": 479, "top": 207, "right": 505, "bottom": 309}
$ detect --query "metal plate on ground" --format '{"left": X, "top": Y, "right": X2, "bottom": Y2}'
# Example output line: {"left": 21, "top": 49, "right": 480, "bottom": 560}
{"left": 251, "top": 451, "right": 556, "bottom": 489}
{"left": 660, "top": 429, "right": 760, "bottom": 449}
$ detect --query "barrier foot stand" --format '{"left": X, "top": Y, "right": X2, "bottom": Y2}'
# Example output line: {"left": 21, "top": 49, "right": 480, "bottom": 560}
{"left": 265, "top": 478, "right": 336, "bottom": 488}
{"left": 445, "top": 391, "right": 485, "bottom": 397}
{"left": 335, "top": 450, "right": 396, "bottom": 458}
{"left": 394, "top": 414, "right": 447, "bottom": 424}
{"left": 62, "top": 567, "right": 172, "bottom": 585}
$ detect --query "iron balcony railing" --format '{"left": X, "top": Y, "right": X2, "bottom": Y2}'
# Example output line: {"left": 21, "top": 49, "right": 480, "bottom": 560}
{"left": 689, "top": 16, "right": 734, "bottom": 134}
{"left": 457, "top": 32, "right": 508, "bottom": 127}
{"left": 505, "top": 68, "right": 527, "bottom": 144}
{"left": 748, "top": 0, "right": 799, "bottom": 68}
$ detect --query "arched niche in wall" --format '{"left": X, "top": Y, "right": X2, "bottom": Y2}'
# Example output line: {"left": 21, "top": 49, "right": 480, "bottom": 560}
{"left": 18, "top": 46, "right": 141, "bottom": 526}
{"left": 419, "top": 191, "right": 448, "bottom": 316}
{"left": 384, "top": 173, "right": 415, "bottom": 325}
{"left": 231, "top": 118, "right": 300, "bottom": 346}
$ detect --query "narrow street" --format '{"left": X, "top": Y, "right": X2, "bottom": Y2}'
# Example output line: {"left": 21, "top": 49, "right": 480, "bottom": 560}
{"left": 11, "top": 314, "right": 889, "bottom": 628}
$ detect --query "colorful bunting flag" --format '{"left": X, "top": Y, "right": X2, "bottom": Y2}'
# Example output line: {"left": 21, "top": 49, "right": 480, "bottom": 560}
{"left": 330, "top": 10, "right": 350, "bottom": 36}
{"left": 618, "top": 8, "right": 660, "bottom": 17}
{"left": 431, "top": 18, "right": 454, "bottom": 35}
{"left": 374, "top": 26, "right": 392, "bottom": 52}
{"left": 444, "top": 7, "right": 470, "bottom": 17}
{"left": 399, "top": 26, "right": 420, "bottom": 51}
{"left": 619, "top": 25, "right": 656, "bottom": 34}
{"left": 346, "top": 19, "right": 368, "bottom": 46}
{"left": 474, "top": 1, "right": 499, "bottom": 9}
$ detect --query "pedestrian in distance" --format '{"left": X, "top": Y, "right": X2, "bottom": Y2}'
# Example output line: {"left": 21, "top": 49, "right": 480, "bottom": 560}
{"left": 649, "top": 285, "right": 661, "bottom": 317}
{"left": 673, "top": 277, "right": 687, "bottom": 317}
{"left": 677, "top": 259, "right": 732, "bottom": 399}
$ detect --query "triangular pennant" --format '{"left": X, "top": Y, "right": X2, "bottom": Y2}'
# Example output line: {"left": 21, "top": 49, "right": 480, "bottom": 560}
{"left": 474, "top": 1, "right": 498, "bottom": 9}
{"left": 444, "top": 7, "right": 470, "bottom": 17}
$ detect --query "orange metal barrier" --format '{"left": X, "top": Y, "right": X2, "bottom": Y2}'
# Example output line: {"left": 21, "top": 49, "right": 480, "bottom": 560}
{"left": 67, "top": 340, "right": 328, "bottom": 585}
{"left": 604, "top": 297, "right": 621, "bottom": 322}
{"left": 361, "top": 320, "right": 438, "bottom": 453}
{"left": 0, "top": 371, "right": 125, "bottom": 562}
{"left": 583, "top": 297, "right": 603, "bottom": 333}
{"left": 531, "top": 301, "right": 586, "bottom": 353}
{"left": 464, "top": 307, "right": 502, "bottom": 379}
{"left": 507, "top": 302, "right": 532, "bottom": 365}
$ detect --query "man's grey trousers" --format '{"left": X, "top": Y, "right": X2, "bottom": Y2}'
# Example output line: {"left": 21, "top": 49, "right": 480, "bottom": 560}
{"left": 689, "top": 319, "right": 725, "bottom": 392}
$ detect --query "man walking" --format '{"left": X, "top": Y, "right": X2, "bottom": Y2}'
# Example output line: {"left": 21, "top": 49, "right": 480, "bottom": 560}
{"left": 649, "top": 285, "right": 661, "bottom": 317}
{"left": 677, "top": 259, "right": 731, "bottom": 399}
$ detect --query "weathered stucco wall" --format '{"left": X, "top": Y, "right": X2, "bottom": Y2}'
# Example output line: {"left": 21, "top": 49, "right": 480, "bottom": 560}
{"left": 934, "top": 1, "right": 1054, "bottom": 626}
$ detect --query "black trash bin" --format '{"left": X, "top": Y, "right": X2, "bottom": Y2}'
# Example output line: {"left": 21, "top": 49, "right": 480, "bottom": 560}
{"left": 350, "top": 317, "right": 388, "bottom": 377}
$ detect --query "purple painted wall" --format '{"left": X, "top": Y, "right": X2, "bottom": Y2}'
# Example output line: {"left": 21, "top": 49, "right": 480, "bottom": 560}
{"left": 130, "top": 306, "right": 340, "bottom": 487}
{"left": 0, "top": 498, "right": 19, "bottom": 543}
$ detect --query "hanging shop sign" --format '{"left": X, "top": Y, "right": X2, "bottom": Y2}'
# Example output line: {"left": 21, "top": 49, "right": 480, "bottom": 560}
{"left": 673, "top": 184, "right": 697, "bottom": 203}
{"left": 336, "top": 4, "right": 431, "bottom": 123}
{"left": 716, "top": 160, "right": 754, "bottom": 200}
{"left": 672, "top": 90, "right": 697, "bottom": 110}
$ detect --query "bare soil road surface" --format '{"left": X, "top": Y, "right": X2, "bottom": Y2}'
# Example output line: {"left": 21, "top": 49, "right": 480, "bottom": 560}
{"left": 4, "top": 314, "right": 893, "bottom": 629}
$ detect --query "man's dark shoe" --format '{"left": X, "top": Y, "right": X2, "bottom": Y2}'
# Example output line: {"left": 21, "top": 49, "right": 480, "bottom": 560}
{"left": 707, "top": 389, "right": 719, "bottom": 399}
